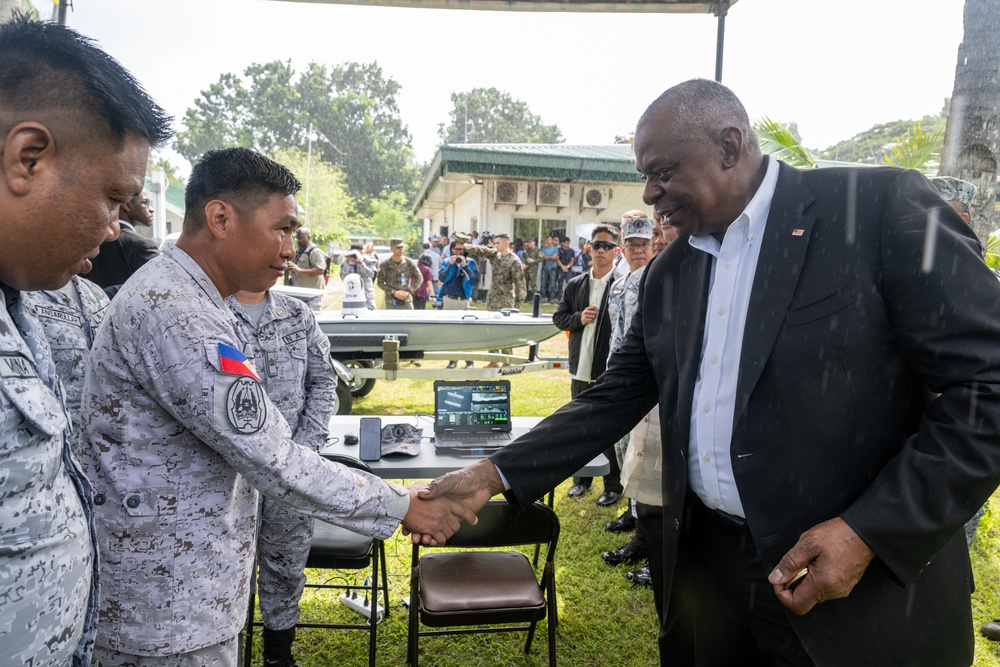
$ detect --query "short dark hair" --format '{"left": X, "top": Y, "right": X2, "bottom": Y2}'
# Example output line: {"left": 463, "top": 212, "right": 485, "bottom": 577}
{"left": 0, "top": 14, "right": 172, "bottom": 147}
{"left": 592, "top": 224, "right": 620, "bottom": 241}
{"left": 493, "top": 232, "right": 510, "bottom": 241}
{"left": 184, "top": 148, "right": 301, "bottom": 230}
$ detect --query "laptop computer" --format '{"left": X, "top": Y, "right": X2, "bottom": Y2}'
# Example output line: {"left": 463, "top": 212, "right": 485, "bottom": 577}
{"left": 433, "top": 380, "right": 512, "bottom": 452}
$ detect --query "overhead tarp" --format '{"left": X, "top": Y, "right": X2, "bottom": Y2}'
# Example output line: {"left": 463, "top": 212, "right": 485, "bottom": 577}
{"left": 269, "top": 0, "right": 736, "bottom": 14}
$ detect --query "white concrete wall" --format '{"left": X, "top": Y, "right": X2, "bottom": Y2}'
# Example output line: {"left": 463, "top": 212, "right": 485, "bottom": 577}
{"left": 423, "top": 177, "right": 651, "bottom": 242}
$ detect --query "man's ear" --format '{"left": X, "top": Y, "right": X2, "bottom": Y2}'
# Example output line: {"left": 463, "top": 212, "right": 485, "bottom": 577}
{"left": 2, "top": 123, "right": 54, "bottom": 196}
{"left": 719, "top": 127, "right": 744, "bottom": 170}
{"left": 203, "top": 199, "right": 235, "bottom": 240}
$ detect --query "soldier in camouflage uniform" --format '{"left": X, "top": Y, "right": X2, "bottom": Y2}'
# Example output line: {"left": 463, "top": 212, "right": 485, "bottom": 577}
{"left": 520, "top": 238, "right": 543, "bottom": 302}
{"left": 0, "top": 17, "right": 172, "bottom": 667}
{"left": 228, "top": 288, "right": 336, "bottom": 667}
{"left": 24, "top": 276, "right": 110, "bottom": 457}
{"left": 81, "top": 148, "right": 471, "bottom": 665}
{"left": 464, "top": 233, "right": 526, "bottom": 311}
{"left": 465, "top": 234, "right": 526, "bottom": 363}
{"left": 375, "top": 238, "right": 422, "bottom": 309}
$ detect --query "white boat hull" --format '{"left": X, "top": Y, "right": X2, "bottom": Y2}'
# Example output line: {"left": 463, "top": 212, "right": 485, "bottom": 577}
{"left": 315, "top": 309, "right": 560, "bottom": 356}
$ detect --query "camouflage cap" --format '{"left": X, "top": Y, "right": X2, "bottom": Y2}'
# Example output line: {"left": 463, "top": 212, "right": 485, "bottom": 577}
{"left": 389, "top": 238, "right": 406, "bottom": 248}
{"left": 454, "top": 232, "right": 472, "bottom": 242}
{"left": 930, "top": 176, "right": 977, "bottom": 211}
{"left": 622, "top": 217, "right": 654, "bottom": 240}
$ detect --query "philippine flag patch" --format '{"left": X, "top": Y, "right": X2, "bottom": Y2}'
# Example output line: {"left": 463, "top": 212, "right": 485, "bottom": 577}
{"left": 218, "top": 342, "right": 260, "bottom": 381}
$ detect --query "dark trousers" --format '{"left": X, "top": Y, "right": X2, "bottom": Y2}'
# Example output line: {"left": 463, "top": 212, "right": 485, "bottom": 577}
{"left": 659, "top": 499, "right": 814, "bottom": 667}
{"left": 636, "top": 502, "right": 665, "bottom": 623}
{"left": 569, "top": 379, "right": 622, "bottom": 493}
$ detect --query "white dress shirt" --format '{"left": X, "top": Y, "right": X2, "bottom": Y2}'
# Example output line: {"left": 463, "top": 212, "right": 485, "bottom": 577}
{"left": 570, "top": 268, "right": 613, "bottom": 382}
{"left": 687, "top": 156, "right": 780, "bottom": 518}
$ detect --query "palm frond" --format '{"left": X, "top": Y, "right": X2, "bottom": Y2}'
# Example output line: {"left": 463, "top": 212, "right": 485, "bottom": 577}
{"left": 882, "top": 121, "right": 946, "bottom": 174}
{"left": 753, "top": 116, "right": 816, "bottom": 168}
{"left": 985, "top": 230, "right": 1000, "bottom": 272}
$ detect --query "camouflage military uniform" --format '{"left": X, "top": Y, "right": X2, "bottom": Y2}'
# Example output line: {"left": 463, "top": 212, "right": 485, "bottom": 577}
{"left": 81, "top": 246, "right": 409, "bottom": 659}
{"left": 24, "top": 276, "right": 109, "bottom": 457}
{"left": 0, "top": 284, "right": 98, "bottom": 667}
{"left": 521, "top": 246, "right": 543, "bottom": 299}
{"left": 465, "top": 246, "right": 526, "bottom": 311}
{"left": 375, "top": 256, "right": 422, "bottom": 309}
{"left": 228, "top": 290, "right": 336, "bottom": 632}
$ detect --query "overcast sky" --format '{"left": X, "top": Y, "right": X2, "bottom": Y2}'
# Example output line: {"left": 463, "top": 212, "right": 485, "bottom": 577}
{"left": 48, "top": 0, "right": 967, "bottom": 169}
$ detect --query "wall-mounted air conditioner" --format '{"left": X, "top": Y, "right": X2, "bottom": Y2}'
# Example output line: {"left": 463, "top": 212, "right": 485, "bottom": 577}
{"left": 535, "top": 182, "right": 570, "bottom": 208}
{"left": 494, "top": 180, "right": 528, "bottom": 206}
{"left": 581, "top": 187, "right": 610, "bottom": 210}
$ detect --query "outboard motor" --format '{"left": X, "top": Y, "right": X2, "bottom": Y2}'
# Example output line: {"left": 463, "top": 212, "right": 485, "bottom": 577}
{"left": 342, "top": 274, "right": 367, "bottom": 315}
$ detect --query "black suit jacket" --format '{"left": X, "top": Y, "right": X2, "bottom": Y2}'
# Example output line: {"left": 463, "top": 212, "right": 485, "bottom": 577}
{"left": 492, "top": 163, "right": 1000, "bottom": 665}
{"left": 88, "top": 226, "right": 160, "bottom": 290}
{"left": 552, "top": 271, "right": 614, "bottom": 380}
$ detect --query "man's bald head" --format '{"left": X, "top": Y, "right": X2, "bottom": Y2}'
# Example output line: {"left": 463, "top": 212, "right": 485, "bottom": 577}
{"left": 639, "top": 79, "right": 761, "bottom": 158}
{"left": 634, "top": 79, "right": 767, "bottom": 240}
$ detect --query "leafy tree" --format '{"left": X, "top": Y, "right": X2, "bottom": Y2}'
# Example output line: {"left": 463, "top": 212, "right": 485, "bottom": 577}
{"left": 175, "top": 60, "right": 419, "bottom": 206}
{"left": 271, "top": 147, "right": 355, "bottom": 248}
{"left": 815, "top": 114, "right": 947, "bottom": 164}
{"left": 437, "top": 88, "right": 563, "bottom": 145}
{"left": 351, "top": 190, "right": 420, "bottom": 243}
{"left": 754, "top": 116, "right": 816, "bottom": 168}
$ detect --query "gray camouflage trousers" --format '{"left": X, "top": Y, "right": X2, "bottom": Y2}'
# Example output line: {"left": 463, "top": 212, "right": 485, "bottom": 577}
{"left": 254, "top": 497, "right": 315, "bottom": 630}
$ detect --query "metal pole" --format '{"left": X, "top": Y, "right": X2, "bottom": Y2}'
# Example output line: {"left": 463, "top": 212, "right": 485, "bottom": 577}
{"left": 57, "top": 0, "right": 69, "bottom": 25}
{"left": 714, "top": 0, "right": 729, "bottom": 82}
{"left": 305, "top": 122, "right": 313, "bottom": 220}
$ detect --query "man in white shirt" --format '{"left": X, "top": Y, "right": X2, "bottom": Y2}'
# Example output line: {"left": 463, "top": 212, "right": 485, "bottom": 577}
{"left": 552, "top": 224, "right": 622, "bottom": 506}
{"left": 418, "top": 78, "right": 1000, "bottom": 667}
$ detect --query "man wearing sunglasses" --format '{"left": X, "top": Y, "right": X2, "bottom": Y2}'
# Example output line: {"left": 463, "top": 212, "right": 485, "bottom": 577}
{"left": 553, "top": 225, "right": 624, "bottom": 506}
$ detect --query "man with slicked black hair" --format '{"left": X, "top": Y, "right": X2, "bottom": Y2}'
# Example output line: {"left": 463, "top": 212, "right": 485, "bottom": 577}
{"left": 0, "top": 14, "right": 172, "bottom": 667}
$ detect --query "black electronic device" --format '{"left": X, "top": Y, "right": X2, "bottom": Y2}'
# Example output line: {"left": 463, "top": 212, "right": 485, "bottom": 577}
{"left": 359, "top": 417, "right": 382, "bottom": 461}
{"left": 343, "top": 433, "right": 359, "bottom": 446}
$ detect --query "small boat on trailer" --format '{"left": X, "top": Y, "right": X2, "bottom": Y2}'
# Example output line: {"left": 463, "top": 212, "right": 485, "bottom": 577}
{"left": 314, "top": 308, "right": 560, "bottom": 358}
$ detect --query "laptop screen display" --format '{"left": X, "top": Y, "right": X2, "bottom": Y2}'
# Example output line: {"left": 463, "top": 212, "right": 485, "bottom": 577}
{"left": 434, "top": 381, "right": 511, "bottom": 432}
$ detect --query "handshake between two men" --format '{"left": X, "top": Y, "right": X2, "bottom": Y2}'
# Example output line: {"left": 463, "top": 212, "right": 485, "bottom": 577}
{"left": 402, "top": 460, "right": 504, "bottom": 544}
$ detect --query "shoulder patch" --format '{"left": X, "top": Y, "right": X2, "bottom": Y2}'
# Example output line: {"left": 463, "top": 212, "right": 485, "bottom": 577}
{"left": 227, "top": 376, "right": 267, "bottom": 434}
{"left": 218, "top": 342, "right": 261, "bottom": 381}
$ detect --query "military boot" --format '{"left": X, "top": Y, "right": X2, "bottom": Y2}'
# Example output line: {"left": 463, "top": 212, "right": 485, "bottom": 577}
{"left": 262, "top": 626, "right": 300, "bottom": 667}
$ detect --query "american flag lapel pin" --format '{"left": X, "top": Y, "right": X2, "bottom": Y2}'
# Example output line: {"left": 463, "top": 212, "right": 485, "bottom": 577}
{"left": 792, "top": 229, "right": 805, "bottom": 237}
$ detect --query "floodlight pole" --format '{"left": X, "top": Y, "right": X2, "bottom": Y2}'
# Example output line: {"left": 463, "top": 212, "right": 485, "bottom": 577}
{"left": 305, "top": 122, "right": 314, "bottom": 221}
{"left": 713, "top": 0, "right": 729, "bottom": 82}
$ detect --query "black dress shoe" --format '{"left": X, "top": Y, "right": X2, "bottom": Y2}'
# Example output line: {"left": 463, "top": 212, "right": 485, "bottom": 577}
{"left": 605, "top": 509, "right": 636, "bottom": 533}
{"left": 626, "top": 564, "right": 652, "bottom": 588}
{"left": 596, "top": 490, "right": 623, "bottom": 507}
{"left": 602, "top": 532, "right": 647, "bottom": 565}
{"left": 982, "top": 620, "right": 1000, "bottom": 641}
{"left": 566, "top": 483, "right": 590, "bottom": 498}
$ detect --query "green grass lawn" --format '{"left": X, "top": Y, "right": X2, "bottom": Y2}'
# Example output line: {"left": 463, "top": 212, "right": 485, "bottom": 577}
{"left": 250, "top": 293, "right": 1000, "bottom": 666}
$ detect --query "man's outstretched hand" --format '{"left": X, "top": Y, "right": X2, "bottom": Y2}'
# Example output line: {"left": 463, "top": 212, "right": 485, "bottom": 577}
{"left": 768, "top": 517, "right": 875, "bottom": 615}
{"left": 403, "top": 460, "right": 505, "bottom": 544}
{"left": 400, "top": 482, "right": 480, "bottom": 546}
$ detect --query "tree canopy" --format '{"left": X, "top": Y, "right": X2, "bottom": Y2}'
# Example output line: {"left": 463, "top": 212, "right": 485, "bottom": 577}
{"left": 437, "top": 88, "right": 563, "bottom": 145}
{"left": 175, "top": 60, "right": 420, "bottom": 206}
{"left": 814, "top": 109, "right": 947, "bottom": 164}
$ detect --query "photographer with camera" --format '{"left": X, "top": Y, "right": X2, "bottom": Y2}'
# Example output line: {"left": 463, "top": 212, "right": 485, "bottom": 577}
{"left": 438, "top": 238, "right": 479, "bottom": 311}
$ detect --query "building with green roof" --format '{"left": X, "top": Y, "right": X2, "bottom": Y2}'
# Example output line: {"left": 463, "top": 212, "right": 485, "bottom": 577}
{"left": 414, "top": 143, "right": 648, "bottom": 244}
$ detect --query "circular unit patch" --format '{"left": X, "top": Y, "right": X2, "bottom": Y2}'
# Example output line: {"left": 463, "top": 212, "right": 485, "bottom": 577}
{"left": 227, "top": 376, "right": 267, "bottom": 434}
